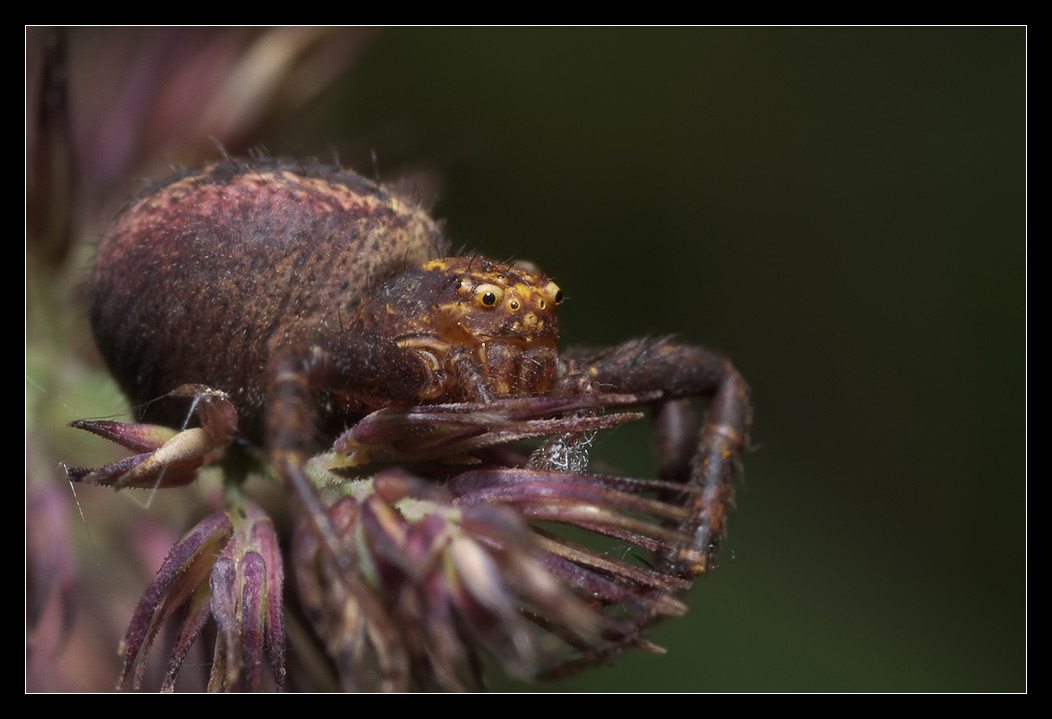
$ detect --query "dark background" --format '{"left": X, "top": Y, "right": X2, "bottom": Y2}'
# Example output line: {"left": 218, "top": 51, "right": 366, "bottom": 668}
{"left": 27, "top": 27, "right": 1025, "bottom": 692}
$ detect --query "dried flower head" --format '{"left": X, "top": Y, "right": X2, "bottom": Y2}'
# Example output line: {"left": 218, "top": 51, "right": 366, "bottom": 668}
{"left": 115, "top": 502, "right": 286, "bottom": 692}
{"left": 67, "top": 387, "right": 725, "bottom": 691}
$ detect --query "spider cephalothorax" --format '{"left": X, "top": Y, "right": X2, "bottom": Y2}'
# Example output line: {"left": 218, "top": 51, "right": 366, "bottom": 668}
{"left": 348, "top": 257, "right": 564, "bottom": 406}
{"left": 70, "top": 157, "right": 751, "bottom": 692}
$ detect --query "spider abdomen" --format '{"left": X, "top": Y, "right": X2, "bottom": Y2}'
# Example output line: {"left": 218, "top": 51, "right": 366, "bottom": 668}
{"left": 89, "top": 158, "right": 447, "bottom": 442}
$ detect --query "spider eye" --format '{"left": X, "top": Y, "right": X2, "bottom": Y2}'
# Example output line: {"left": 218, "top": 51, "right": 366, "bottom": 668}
{"left": 541, "top": 281, "right": 563, "bottom": 306}
{"left": 475, "top": 284, "right": 504, "bottom": 308}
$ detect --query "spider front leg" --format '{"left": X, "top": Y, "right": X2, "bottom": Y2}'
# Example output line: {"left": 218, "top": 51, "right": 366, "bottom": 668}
{"left": 265, "top": 333, "right": 446, "bottom": 690}
{"left": 266, "top": 333, "right": 437, "bottom": 555}
{"left": 560, "top": 338, "right": 751, "bottom": 578}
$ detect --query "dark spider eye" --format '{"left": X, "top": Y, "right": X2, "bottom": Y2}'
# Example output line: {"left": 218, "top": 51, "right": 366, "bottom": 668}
{"left": 541, "top": 280, "right": 563, "bottom": 307}
{"left": 509, "top": 299, "right": 520, "bottom": 310}
{"left": 475, "top": 283, "right": 504, "bottom": 308}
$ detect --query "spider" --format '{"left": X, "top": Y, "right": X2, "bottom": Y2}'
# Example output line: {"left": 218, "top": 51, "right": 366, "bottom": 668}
{"left": 70, "top": 156, "right": 751, "bottom": 691}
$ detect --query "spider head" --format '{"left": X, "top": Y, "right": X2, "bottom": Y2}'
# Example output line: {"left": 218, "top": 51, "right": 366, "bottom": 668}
{"left": 352, "top": 257, "right": 564, "bottom": 402}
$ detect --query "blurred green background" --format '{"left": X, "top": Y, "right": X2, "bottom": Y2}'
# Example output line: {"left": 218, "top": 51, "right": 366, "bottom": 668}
{"left": 27, "top": 27, "right": 1025, "bottom": 692}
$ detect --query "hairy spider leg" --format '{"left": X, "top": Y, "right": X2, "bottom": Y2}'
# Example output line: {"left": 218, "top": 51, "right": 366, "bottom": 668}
{"left": 559, "top": 339, "right": 751, "bottom": 578}
{"left": 265, "top": 334, "right": 434, "bottom": 687}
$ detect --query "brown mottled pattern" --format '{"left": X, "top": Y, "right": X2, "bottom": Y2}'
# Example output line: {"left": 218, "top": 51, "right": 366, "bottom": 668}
{"left": 90, "top": 158, "right": 447, "bottom": 441}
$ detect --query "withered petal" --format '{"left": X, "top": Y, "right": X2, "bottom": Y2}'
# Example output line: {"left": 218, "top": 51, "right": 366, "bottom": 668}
{"left": 117, "top": 512, "right": 233, "bottom": 690}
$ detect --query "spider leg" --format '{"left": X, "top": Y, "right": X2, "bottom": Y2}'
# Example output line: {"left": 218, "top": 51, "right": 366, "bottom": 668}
{"left": 561, "top": 338, "right": 751, "bottom": 578}
{"left": 651, "top": 398, "right": 699, "bottom": 482}
{"left": 265, "top": 333, "right": 435, "bottom": 573}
